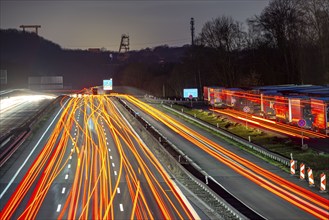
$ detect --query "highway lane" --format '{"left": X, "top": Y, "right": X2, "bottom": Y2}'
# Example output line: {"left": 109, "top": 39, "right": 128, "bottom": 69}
{"left": 0, "top": 94, "right": 55, "bottom": 138}
{"left": 0, "top": 95, "right": 198, "bottom": 219}
{"left": 121, "top": 95, "right": 329, "bottom": 220}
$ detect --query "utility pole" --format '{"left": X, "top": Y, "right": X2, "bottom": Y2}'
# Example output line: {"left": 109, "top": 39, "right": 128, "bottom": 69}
{"left": 190, "top": 18, "right": 195, "bottom": 46}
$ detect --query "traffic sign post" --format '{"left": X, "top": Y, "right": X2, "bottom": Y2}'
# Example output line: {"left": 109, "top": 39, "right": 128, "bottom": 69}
{"left": 210, "top": 99, "right": 214, "bottom": 115}
{"left": 189, "top": 94, "right": 193, "bottom": 107}
{"left": 298, "top": 119, "right": 306, "bottom": 148}
{"left": 243, "top": 106, "right": 250, "bottom": 129}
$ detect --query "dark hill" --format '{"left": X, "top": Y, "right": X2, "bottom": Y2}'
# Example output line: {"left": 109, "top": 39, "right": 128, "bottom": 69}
{"left": 0, "top": 29, "right": 188, "bottom": 90}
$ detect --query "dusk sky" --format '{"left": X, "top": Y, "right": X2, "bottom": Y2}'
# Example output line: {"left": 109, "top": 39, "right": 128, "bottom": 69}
{"left": 1, "top": 0, "right": 270, "bottom": 51}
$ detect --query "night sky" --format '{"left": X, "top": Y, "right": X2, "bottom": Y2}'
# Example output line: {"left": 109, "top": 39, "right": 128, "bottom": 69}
{"left": 0, "top": 0, "right": 270, "bottom": 51}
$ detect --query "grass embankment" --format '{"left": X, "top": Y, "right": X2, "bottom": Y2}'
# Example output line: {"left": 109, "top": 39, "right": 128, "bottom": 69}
{"left": 167, "top": 104, "right": 329, "bottom": 190}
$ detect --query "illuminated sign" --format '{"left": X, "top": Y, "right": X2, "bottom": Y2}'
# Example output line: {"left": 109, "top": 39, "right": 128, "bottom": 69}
{"left": 103, "top": 79, "right": 113, "bottom": 90}
{"left": 183, "top": 88, "right": 198, "bottom": 98}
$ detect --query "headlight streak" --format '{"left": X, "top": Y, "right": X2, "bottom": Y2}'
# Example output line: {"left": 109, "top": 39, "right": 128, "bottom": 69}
{"left": 0, "top": 94, "right": 196, "bottom": 220}
{"left": 121, "top": 94, "right": 329, "bottom": 219}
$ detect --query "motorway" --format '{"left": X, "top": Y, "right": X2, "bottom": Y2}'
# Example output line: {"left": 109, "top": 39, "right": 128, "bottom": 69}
{"left": 0, "top": 95, "right": 198, "bottom": 219}
{"left": 121, "top": 95, "right": 329, "bottom": 220}
{"left": 0, "top": 94, "right": 55, "bottom": 139}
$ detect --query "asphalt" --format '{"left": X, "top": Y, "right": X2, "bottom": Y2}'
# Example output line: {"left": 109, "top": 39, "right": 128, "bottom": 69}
{"left": 0, "top": 97, "right": 52, "bottom": 139}
{"left": 124, "top": 98, "right": 329, "bottom": 220}
{"left": 0, "top": 96, "right": 197, "bottom": 219}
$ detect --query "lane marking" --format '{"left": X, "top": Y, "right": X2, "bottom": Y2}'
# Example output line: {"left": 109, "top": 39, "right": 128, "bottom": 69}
{"left": 68, "top": 164, "right": 71, "bottom": 169}
{"left": 117, "top": 187, "right": 120, "bottom": 194}
{"left": 112, "top": 163, "right": 115, "bottom": 167}
{"left": 62, "top": 187, "right": 66, "bottom": 194}
{"left": 69, "top": 156, "right": 72, "bottom": 160}
{"left": 110, "top": 156, "right": 113, "bottom": 160}
{"left": 119, "top": 204, "right": 124, "bottom": 211}
{"left": 114, "top": 171, "right": 117, "bottom": 176}
{"left": 108, "top": 148, "right": 111, "bottom": 152}
{"left": 106, "top": 142, "right": 109, "bottom": 145}
{"left": 56, "top": 204, "right": 61, "bottom": 212}
{"left": 0, "top": 99, "right": 70, "bottom": 199}
{"left": 65, "top": 174, "right": 69, "bottom": 180}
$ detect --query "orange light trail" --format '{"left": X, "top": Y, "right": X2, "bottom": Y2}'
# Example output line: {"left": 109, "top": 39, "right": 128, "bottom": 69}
{"left": 0, "top": 95, "right": 196, "bottom": 220}
{"left": 120, "top": 94, "right": 329, "bottom": 219}
{"left": 213, "top": 108, "right": 329, "bottom": 139}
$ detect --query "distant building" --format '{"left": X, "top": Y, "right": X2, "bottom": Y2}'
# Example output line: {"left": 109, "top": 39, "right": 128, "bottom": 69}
{"left": 28, "top": 76, "right": 63, "bottom": 90}
{"left": 88, "top": 48, "right": 101, "bottom": 53}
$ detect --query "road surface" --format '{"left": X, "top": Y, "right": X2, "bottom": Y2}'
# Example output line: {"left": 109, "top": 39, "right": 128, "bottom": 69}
{"left": 0, "top": 95, "right": 198, "bottom": 219}
{"left": 121, "top": 95, "right": 329, "bottom": 220}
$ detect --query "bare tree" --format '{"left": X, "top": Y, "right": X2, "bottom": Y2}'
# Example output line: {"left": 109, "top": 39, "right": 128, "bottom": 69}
{"left": 299, "top": 0, "right": 329, "bottom": 82}
{"left": 200, "top": 16, "right": 246, "bottom": 52}
{"left": 249, "top": 0, "right": 306, "bottom": 83}
{"left": 199, "top": 16, "right": 246, "bottom": 87}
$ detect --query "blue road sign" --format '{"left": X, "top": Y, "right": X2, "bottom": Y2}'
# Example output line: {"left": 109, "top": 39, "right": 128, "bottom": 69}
{"left": 298, "top": 119, "right": 306, "bottom": 127}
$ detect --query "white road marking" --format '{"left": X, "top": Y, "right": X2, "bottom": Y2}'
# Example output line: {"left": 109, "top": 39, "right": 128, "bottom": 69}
{"left": 65, "top": 174, "right": 69, "bottom": 180}
{"left": 108, "top": 148, "right": 111, "bottom": 152}
{"left": 0, "top": 99, "right": 69, "bottom": 199}
{"left": 106, "top": 142, "right": 109, "bottom": 145}
{"left": 72, "top": 142, "right": 75, "bottom": 146}
{"left": 112, "top": 163, "right": 115, "bottom": 167}
{"left": 74, "top": 133, "right": 76, "bottom": 136}
{"left": 62, "top": 187, "right": 66, "bottom": 194}
{"left": 56, "top": 204, "right": 61, "bottom": 212}
{"left": 117, "top": 187, "right": 120, "bottom": 194}
{"left": 119, "top": 204, "right": 124, "bottom": 211}
{"left": 68, "top": 164, "right": 71, "bottom": 169}
{"left": 114, "top": 171, "right": 117, "bottom": 176}
{"left": 110, "top": 156, "right": 112, "bottom": 159}
{"left": 69, "top": 156, "right": 72, "bottom": 160}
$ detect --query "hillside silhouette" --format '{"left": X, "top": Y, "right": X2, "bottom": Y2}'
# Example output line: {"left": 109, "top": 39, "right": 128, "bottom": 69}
{"left": 0, "top": 29, "right": 187, "bottom": 91}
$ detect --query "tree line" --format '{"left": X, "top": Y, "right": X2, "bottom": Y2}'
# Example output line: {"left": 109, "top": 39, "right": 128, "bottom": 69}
{"left": 119, "top": 0, "right": 329, "bottom": 97}
{"left": 1, "top": 0, "right": 328, "bottom": 97}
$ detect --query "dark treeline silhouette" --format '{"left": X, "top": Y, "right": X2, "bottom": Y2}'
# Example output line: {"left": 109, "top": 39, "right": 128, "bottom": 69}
{"left": 0, "top": 29, "right": 186, "bottom": 91}
{"left": 1, "top": 0, "right": 328, "bottom": 97}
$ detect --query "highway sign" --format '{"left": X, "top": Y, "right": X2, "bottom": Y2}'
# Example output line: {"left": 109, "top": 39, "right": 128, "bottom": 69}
{"left": 243, "top": 106, "right": 250, "bottom": 113}
{"left": 103, "top": 79, "right": 113, "bottom": 90}
{"left": 183, "top": 88, "right": 198, "bottom": 98}
{"left": 298, "top": 119, "right": 306, "bottom": 127}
